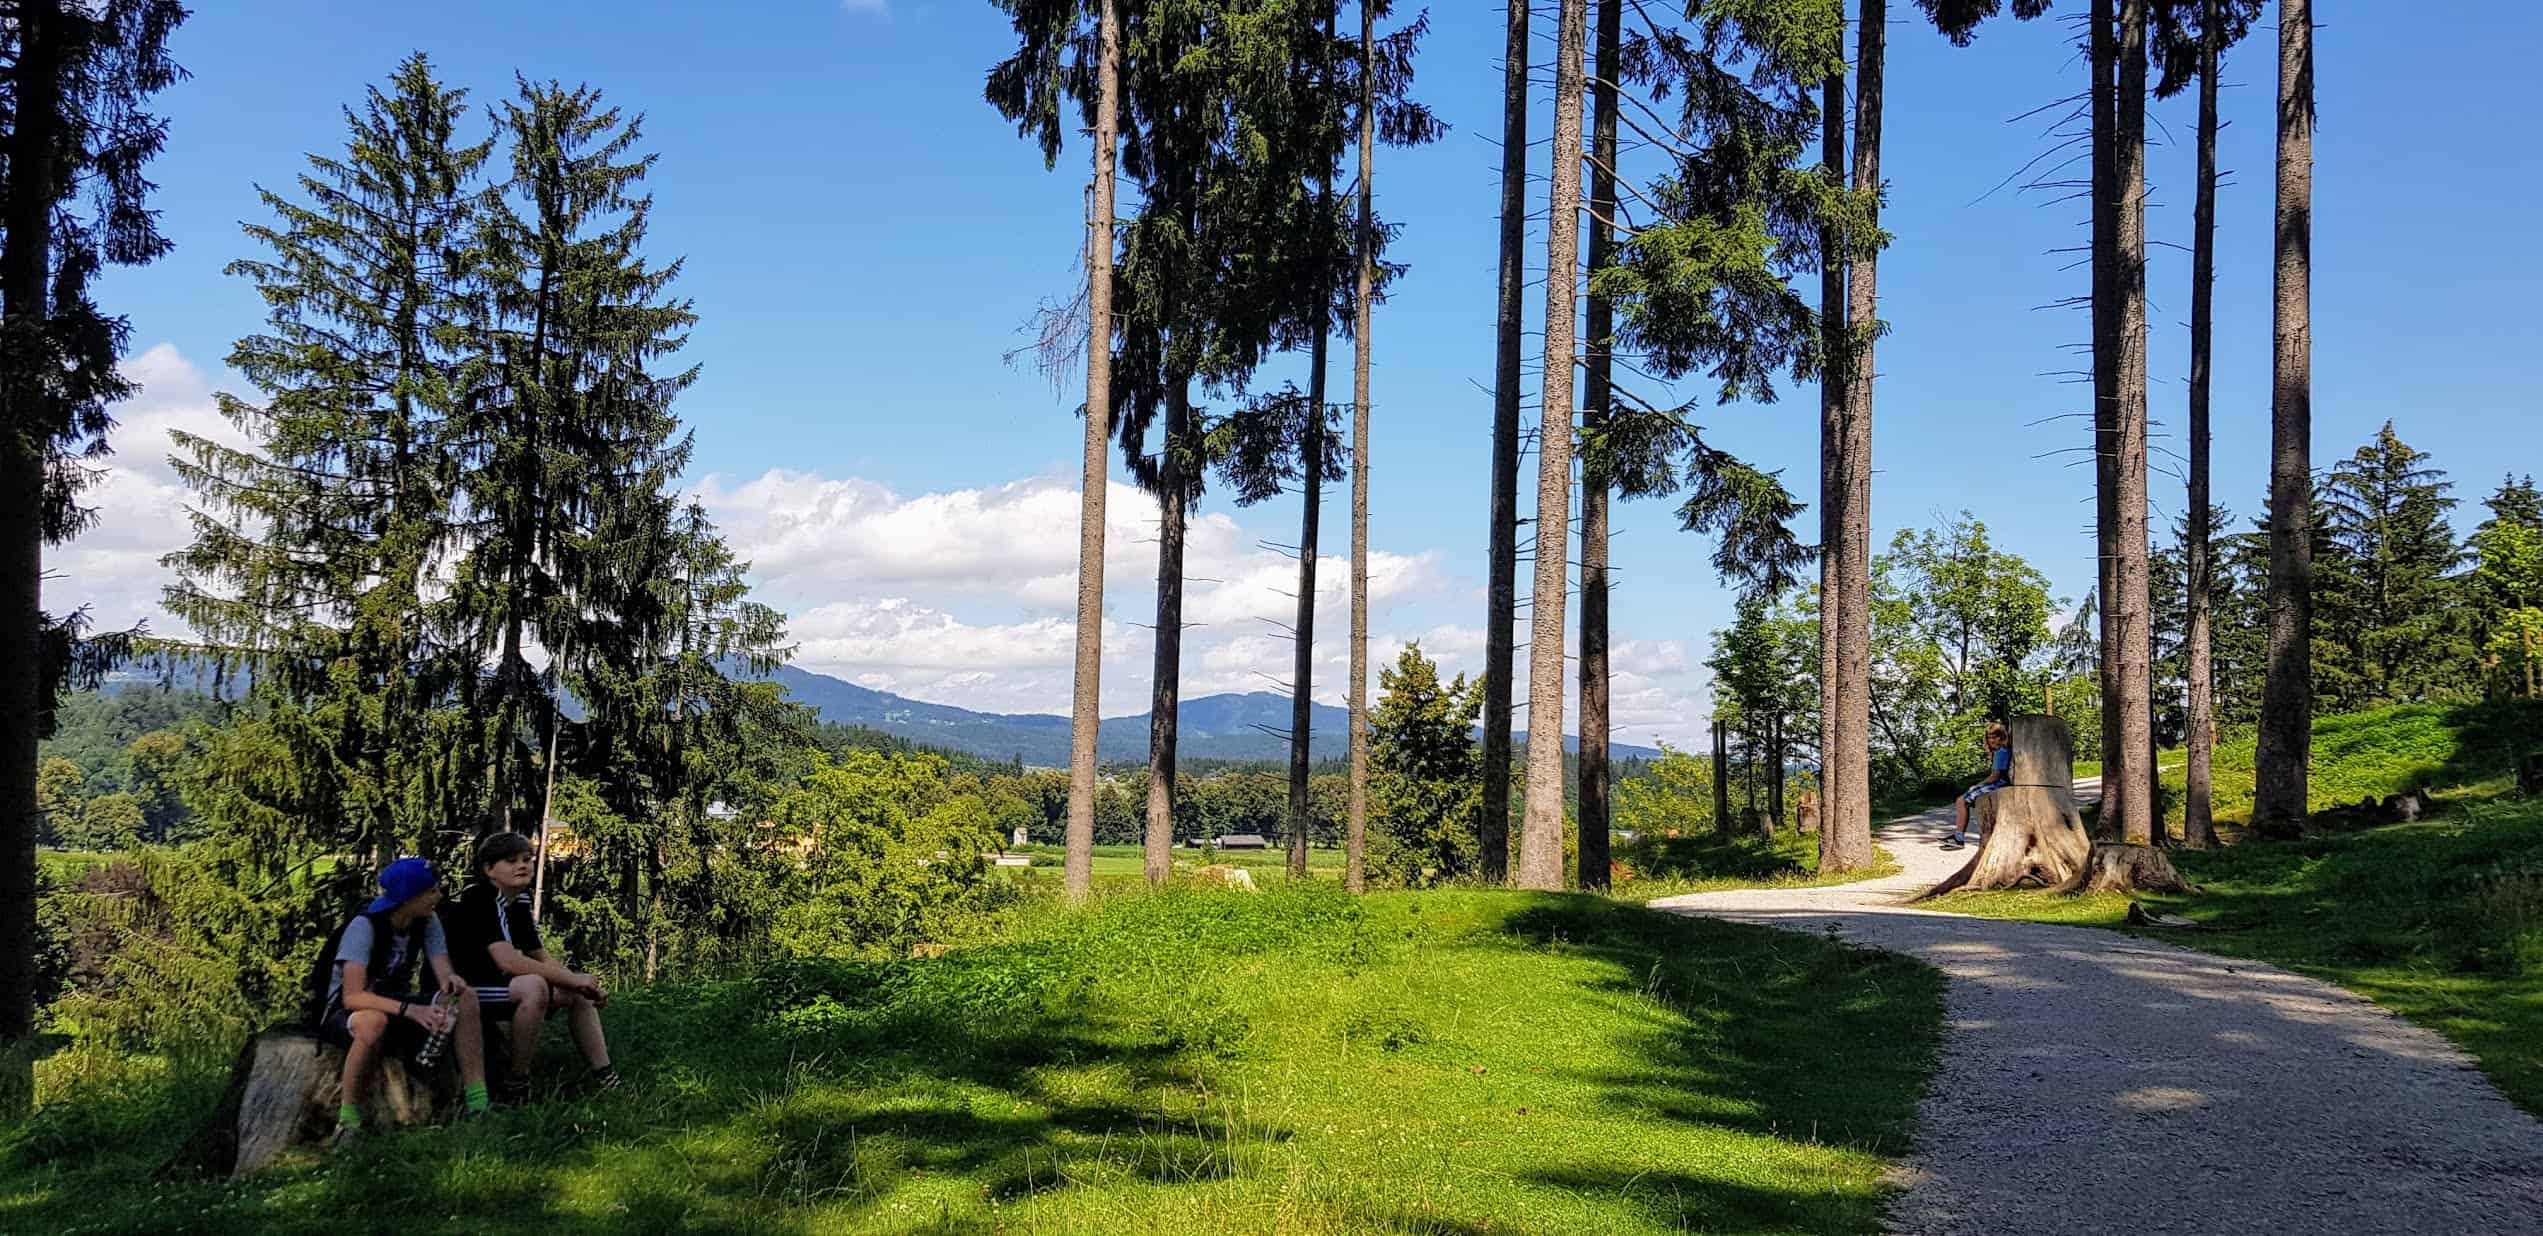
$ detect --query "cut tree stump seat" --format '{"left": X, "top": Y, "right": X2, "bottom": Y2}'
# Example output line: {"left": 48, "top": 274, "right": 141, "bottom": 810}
{"left": 166, "top": 1025, "right": 462, "bottom": 1179}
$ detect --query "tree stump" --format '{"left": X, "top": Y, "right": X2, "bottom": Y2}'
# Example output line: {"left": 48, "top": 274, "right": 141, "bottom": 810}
{"left": 2070, "top": 842, "right": 2196, "bottom": 894}
{"left": 1744, "top": 808, "right": 1775, "bottom": 839}
{"left": 1924, "top": 716, "right": 2094, "bottom": 896}
{"left": 1794, "top": 791, "right": 1820, "bottom": 834}
{"left": 167, "top": 1026, "right": 456, "bottom": 1178}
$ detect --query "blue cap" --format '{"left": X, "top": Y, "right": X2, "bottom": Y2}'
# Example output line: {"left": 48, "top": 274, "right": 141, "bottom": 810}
{"left": 365, "top": 857, "right": 441, "bottom": 913}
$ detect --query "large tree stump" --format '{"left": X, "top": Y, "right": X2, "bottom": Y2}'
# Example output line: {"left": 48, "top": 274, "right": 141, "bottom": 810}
{"left": 1924, "top": 716, "right": 2094, "bottom": 896}
{"left": 1794, "top": 790, "right": 1820, "bottom": 834}
{"left": 2069, "top": 842, "right": 2196, "bottom": 894}
{"left": 167, "top": 1026, "right": 456, "bottom": 1178}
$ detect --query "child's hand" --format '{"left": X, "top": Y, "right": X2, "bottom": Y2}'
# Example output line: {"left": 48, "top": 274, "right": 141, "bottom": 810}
{"left": 439, "top": 972, "right": 470, "bottom": 1000}
{"left": 572, "top": 973, "right": 609, "bottom": 1007}
{"left": 405, "top": 1001, "right": 451, "bottom": 1034}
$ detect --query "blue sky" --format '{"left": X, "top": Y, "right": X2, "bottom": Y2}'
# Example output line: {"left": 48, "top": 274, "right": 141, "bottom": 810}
{"left": 63, "top": 0, "right": 2543, "bottom": 748}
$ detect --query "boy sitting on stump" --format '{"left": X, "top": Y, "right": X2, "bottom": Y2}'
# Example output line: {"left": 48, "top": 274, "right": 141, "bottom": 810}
{"left": 312, "top": 857, "right": 491, "bottom": 1144}
{"left": 442, "top": 831, "right": 620, "bottom": 1105}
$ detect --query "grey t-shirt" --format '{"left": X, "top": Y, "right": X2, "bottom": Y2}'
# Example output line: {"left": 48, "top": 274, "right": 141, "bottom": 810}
{"left": 324, "top": 914, "right": 449, "bottom": 1008}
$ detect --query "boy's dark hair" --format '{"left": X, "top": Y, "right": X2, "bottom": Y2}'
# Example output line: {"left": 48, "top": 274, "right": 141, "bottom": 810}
{"left": 473, "top": 830, "right": 536, "bottom": 875}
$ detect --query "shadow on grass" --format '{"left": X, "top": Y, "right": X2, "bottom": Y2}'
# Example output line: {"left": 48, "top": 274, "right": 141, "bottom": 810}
{"left": 1490, "top": 897, "right": 1942, "bottom": 1231}
{"left": 1, "top": 938, "right": 1288, "bottom": 1236}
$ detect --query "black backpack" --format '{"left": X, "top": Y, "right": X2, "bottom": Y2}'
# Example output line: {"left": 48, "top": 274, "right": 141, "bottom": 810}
{"left": 297, "top": 910, "right": 431, "bottom": 1029}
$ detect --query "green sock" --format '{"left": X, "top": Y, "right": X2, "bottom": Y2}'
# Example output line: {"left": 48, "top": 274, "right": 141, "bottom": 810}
{"left": 337, "top": 1103, "right": 362, "bottom": 1128}
{"left": 464, "top": 1083, "right": 490, "bottom": 1114}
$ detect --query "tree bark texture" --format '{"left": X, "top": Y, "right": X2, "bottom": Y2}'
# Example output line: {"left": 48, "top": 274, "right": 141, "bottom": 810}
{"left": 1144, "top": 381, "right": 1192, "bottom": 886}
{"left": 2182, "top": 0, "right": 2221, "bottom": 849}
{"left": 1518, "top": 0, "right": 1589, "bottom": 892}
{"left": 1346, "top": 0, "right": 1377, "bottom": 894}
{"left": 1577, "top": 0, "right": 1620, "bottom": 893}
{"left": 1817, "top": 66, "right": 1853, "bottom": 876}
{"left": 2090, "top": 0, "right": 2124, "bottom": 827}
{"left": 1823, "top": 0, "right": 1882, "bottom": 874}
{"left": 1064, "top": 0, "right": 1123, "bottom": 901}
{"left": 1482, "top": 0, "right": 1531, "bottom": 883}
{"left": 1924, "top": 716, "right": 2092, "bottom": 895}
{"left": 2253, "top": 0, "right": 2314, "bottom": 839}
{"left": 0, "top": 1, "right": 62, "bottom": 1047}
{"left": 1288, "top": 324, "right": 1324, "bottom": 877}
{"left": 2110, "top": 0, "right": 2156, "bottom": 846}
{"left": 1713, "top": 718, "right": 1733, "bottom": 840}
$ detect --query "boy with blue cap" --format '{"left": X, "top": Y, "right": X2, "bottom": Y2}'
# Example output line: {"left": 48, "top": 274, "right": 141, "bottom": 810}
{"left": 310, "top": 857, "right": 491, "bottom": 1143}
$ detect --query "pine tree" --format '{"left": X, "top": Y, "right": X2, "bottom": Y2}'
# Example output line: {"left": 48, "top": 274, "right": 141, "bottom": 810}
{"left": 2316, "top": 424, "right": 2466, "bottom": 706}
{"left": 2154, "top": 0, "right": 2261, "bottom": 847}
{"left": 1366, "top": 644, "right": 1482, "bottom": 884}
{"left": 464, "top": 79, "right": 699, "bottom": 840}
{"left": 983, "top": 0, "right": 1124, "bottom": 901}
{"left": 2, "top": 0, "right": 186, "bottom": 1050}
{"left": 1480, "top": 0, "right": 1531, "bottom": 884}
{"left": 1575, "top": 0, "right": 1622, "bottom": 891}
{"left": 2251, "top": 0, "right": 2315, "bottom": 838}
{"left": 166, "top": 54, "right": 489, "bottom": 871}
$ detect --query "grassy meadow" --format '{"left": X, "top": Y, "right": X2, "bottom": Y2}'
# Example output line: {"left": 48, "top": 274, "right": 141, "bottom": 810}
{"left": 5, "top": 887, "right": 1943, "bottom": 1235}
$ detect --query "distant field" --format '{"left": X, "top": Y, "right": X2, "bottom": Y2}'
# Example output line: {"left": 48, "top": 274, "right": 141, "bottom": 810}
{"left": 1008, "top": 841, "right": 1346, "bottom": 879}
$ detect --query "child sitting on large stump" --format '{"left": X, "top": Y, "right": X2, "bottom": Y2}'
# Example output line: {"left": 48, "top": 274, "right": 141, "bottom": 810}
{"left": 441, "top": 832, "right": 620, "bottom": 1105}
{"left": 309, "top": 857, "right": 492, "bottom": 1144}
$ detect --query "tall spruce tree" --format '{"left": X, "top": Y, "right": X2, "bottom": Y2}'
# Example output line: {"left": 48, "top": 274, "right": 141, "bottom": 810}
{"left": 464, "top": 79, "right": 700, "bottom": 843}
{"left": 167, "top": 54, "right": 489, "bottom": 872}
{"left": 2315, "top": 424, "right": 2466, "bottom": 707}
{"left": 1480, "top": 0, "right": 1530, "bottom": 884}
{"left": 2, "top": 0, "right": 186, "bottom": 1049}
{"left": 2155, "top": 0, "right": 2261, "bottom": 848}
{"left": 1518, "top": 0, "right": 1589, "bottom": 892}
{"left": 984, "top": 0, "right": 1125, "bottom": 900}
{"left": 2251, "top": 0, "right": 2314, "bottom": 837}
{"left": 1576, "top": 0, "right": 1621, "bottom": 891}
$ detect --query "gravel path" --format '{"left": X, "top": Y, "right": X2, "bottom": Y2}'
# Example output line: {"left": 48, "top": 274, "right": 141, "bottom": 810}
{"left": 1649, "top": 781, "right": 2543, "bottom": 1236}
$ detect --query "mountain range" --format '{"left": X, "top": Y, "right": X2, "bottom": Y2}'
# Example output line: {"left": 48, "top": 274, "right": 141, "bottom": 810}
{"left": 99, "top": 656, "right": 1666, "bottom": 769}
{"left": 747, "top": 663, "right": 1667, "bottom": 768}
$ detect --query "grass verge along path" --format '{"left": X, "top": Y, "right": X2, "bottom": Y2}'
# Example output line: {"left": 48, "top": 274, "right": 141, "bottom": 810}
{"left": 4, "top": 888, "right": 1942, "bottom": 1235}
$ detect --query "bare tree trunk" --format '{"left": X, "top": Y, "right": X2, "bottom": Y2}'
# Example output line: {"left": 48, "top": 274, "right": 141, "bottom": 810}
{"left": 1713, "top": 718, "right": 1732, "bottom": 840}
{"left": 1346, "top": 0, "right": 1377, "bottom": 895}
{"left": 1519, "top": 0, "right": 1589, "bottom": 892}
{"left": 532, "top": 639, "right": 569, "bottom": 920}
{"left": 1063, "top": 0, "right": 1122, "bottom": 902}
{"left": 2110, "top": 0, "right": 2156, "bottom": 846}
{"left": 1145, "top": 380, "right": 1192, "bottom": 886}
{"left": 2252, "top": 0, "right": 2313, "bottom": 839}
{"left": 0, "top": 0, "right": 61, "bottom": 1052}
{"left": 1823, "top": 0, "right": 1883, "bottom": 873}
{"left": 2182, "top": 0, "right": 2221, "bottom": 850}
{"left": 2090, "top": 0, "right": 2125, "bottom": 830}
{"left": 1287, "top": 328, "right": 1324, "bottom": 877}
{"left": 1768, "top": 712, "right": 1784, "bottom": 828}
{"left": 1482, "top": 0, "right": 1531, "bottom": 883}
{"left": 1576, "top": 0, "right": 1620, "bottom": 893}
{"left": 1816, "top": 65, "right": 1855, "bottom": 874}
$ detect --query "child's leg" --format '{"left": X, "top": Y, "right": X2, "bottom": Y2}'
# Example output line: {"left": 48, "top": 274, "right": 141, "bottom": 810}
{"left": 453, "top": 991, "right": 486, "bottom": 1088}
{"left": 506, "top": 975, "right": 551, "bottom": 1078}
{"left": 559, "top": 989, "right": 611, "bottom": 1070}
{"left": 338, "top": 1010, "right": 389, "bottom": 1122}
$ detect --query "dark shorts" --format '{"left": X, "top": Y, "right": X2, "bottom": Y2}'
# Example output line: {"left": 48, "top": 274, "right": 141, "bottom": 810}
{"left": 315, "top": 1000, "right": 432, "bottom": 1059}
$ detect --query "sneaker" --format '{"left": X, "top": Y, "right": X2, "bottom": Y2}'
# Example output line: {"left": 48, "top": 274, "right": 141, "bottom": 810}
{"left": 328, "top": 1122, "right": 364, "bottom": 1150}
{"left": 495, "top": 1076, "right": 533, "bottom": 1108}
{"left": 584, "top": 1066, "right": 623, "bottom": 1095}
{"left": 1940, "top": 836, "right": 1965, "bottom": 851}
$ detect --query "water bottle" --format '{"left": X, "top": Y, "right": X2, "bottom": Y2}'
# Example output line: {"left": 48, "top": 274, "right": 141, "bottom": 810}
{"left": 414, "top": 992, "right": 455, "bottom": 1068}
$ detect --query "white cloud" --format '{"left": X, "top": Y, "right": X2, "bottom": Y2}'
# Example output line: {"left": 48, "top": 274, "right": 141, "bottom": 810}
{"left": 54, "top": 344, "right": 1726, "bottom": 748}
{"left": 48, "top": 344, "right": 244, "bottom": 636}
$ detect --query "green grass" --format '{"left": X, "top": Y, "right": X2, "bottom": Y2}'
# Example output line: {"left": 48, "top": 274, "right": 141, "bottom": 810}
{"left": 1607, "top": 830, "right": 1900, "bottom": 904}
{"left": 4, "top": 887, "right": 1943, "bottom": 1235}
